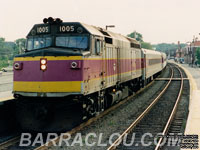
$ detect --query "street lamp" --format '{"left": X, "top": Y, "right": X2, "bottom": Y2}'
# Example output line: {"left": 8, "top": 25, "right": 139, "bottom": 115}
{"left": 186, "top": 41, "right": 192, "bottom": 65}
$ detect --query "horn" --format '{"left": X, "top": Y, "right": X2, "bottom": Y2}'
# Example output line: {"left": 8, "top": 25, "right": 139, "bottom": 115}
{"left": 55, "top": 18, "right": 62, "bottom": 24}
{"left": 48, "top": 17, "right": 54, "bottom": 24}
{"left": 43, "top": 18, "right": 48, "bottom": 24}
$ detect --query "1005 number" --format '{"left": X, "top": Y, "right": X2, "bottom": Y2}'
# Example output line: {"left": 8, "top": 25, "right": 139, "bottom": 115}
{"left": 37, "top": 27, "right": 49, "bottom": 33}
{"left": 59, "top": 26, "right": 74, "bottom": 32}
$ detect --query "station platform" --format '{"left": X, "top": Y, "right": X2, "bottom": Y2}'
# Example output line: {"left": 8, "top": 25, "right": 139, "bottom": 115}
{"left": 171, "top": 61, "right": 200, "bottom": 149}
{"left": 0, "top": 91, "right": 13, "bottom": 103}
{"left": 0, "top": 72, "right": 13, "bottom": 103}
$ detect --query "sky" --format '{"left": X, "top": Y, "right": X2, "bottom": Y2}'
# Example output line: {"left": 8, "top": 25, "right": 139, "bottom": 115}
{"left": 0, "top": 0, "right": 200, "bottom": 44}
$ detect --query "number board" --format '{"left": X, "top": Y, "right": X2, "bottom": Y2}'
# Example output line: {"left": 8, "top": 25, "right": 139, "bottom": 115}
{"left": 27, "top": 23, "right": 88, "bottom": 37}
{"left": 36, "top": 25, "right": 50, "bottom": 34}
{"left": 57, "top": 23, "right": 87, "bottom": 34}
{"left": 28, "top": 25, "right": 50, "bottom": 36}
{"left": 35, "top": 25, "right": 50, "bottom": 35}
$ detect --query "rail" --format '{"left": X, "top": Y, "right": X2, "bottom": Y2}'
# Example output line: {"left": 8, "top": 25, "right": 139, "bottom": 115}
{"left": 107, "top": 65, "right": 174, "bottom": 150}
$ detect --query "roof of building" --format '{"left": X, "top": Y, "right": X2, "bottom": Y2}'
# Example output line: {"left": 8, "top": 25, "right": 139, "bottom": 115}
{"left": 191, "top": 41, "right": 200, "bottom": 47}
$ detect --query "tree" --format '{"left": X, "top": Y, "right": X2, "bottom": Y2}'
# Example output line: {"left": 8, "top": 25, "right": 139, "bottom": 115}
{"left": 141, "top": 42, "right": 153, "bottom": 50}
{"left": 127, "top": 31, "right": 153, "bottom": 49}
{"left": 0, "top": 37, "right": 26, "bottom": 69}
{"left": 127, "top": 31, "right": 143, "bottom": 42}
{"left": 15, "top": 38, "right": 26, "bottom": 54}
{"left": 153, "top": 43, "right": 186, "bottom": 53}
{"left": 196, "top": 47, "right": 200, "bottom": 65}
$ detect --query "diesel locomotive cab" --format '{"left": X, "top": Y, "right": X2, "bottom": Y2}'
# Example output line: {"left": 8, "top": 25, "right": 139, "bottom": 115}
{"left": 13, "top": 18, "right": 96, "bottom": 98}
{"left": 26, "top": 21, "right": 90, "bottom": 53}
{"left": 13, "top": 18, "right": 99, "bottom": 132}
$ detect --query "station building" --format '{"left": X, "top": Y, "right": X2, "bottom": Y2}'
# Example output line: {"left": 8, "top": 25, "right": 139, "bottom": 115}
{"left": 176, "top": 41, "right": 200, "bottom": 64}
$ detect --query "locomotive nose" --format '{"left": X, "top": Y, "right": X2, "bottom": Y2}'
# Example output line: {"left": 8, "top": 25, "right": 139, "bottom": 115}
{"left": 13, "top": 56, "right": 83, "bottom": 96}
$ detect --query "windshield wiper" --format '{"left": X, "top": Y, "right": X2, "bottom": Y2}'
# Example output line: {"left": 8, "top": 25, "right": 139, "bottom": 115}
{"left": 73, "top": 48, "right": 83, "bottom": 53}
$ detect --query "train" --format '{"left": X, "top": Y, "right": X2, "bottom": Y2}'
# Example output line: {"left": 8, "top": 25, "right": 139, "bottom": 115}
{"left": 13, "top": 17, "right": 167, "bottom": 132}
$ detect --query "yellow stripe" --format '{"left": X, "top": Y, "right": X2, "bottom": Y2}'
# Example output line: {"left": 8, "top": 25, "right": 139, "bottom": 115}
{"left": 83, "top": 58, "right": 162, "bottom": 60}
{"left": 14, "top": 56, "right": 83, "bottom": 61}
{"left": 14, "top": 56, "right": 162, "bottom": 61}
{"left": 13, "top": 81, "right": 81, "bottom": 92}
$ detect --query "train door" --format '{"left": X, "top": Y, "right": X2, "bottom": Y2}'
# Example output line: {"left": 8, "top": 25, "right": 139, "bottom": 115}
{"left": 116, "top": 47, "right": 121, "bottom": 83}
{"left": 101, "top": 42, "right": 107, "bottom": 88}
{"left": 141, "top": 50, "right": 146, "bottom": 81}
{"left": 105, "top": 46, "right": 116, "bottom": 86}
{"left": 131, "top": 49, "right": 136, "bottom": 77}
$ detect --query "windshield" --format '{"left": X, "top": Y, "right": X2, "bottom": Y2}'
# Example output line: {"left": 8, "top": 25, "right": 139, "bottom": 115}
{"left": 27, "top": 37, "right": 52, "bottom": 51}
{"left": 56, "top": 35, "right": 88, "bottom": 50}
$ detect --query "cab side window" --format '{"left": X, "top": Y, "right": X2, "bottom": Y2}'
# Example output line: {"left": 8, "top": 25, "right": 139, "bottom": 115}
{"left": 93, "top": 38, "right": 102, "bottom": 55}
{"left": 96, "top": 39, "right": 101, "bottom": 54}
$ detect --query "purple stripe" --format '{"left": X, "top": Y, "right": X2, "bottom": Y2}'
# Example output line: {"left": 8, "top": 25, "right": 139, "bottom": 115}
{"left": 14, "top": 58, "right": 156, "bottom": 82}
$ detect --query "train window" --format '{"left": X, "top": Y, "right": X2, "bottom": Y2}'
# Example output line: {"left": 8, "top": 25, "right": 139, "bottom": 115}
{"left": 105, "top": 37, "right": 112, "bottom": 44}
{"left": 27, "top": 39, "right": 33, "bottom": 50}
{"left": 96, "top": 39, "right": 101, "bottom": 54}
{"left": 27, "top": 37, "right": 52, "bottom": 51}
{"left": 130, "top": 43, "right": 141, "bottom": 48}
{"left": 56, "top": 35, "right": 88, "bottom": 50}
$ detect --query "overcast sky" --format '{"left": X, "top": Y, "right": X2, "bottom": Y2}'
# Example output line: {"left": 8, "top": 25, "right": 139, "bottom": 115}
{"left": 0, "top": 0, "right": 200, "bottom": 44}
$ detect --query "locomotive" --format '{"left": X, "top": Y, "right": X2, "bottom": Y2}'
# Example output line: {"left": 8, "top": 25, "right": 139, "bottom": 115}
{"left": 13, "top": 17, "right": 167, "bottom": 132}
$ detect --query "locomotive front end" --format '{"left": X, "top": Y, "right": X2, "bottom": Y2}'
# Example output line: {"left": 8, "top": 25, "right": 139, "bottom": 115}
{"left": 13, "top": 18, "right": 92, "bottom": 132}
{"left": 13, "top": 19, "right": 90, "bottom": 98}
{"left": 13, "top": 55, "right": 83, "bottom": 97}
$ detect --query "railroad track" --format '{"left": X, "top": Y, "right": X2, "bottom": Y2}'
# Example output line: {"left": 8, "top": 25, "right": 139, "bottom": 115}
{"left": 0, "top": 136, "right": 20, "bottom": 150}
{"left": 0, "top": 74, "right": 157, "bottom": 150}
{"left": 0, "top": 67, "right": 165, "bottom": 150}
{"left": 107, "top": 64, "right": 185, "bottom": 150}
{"left": 0, "top": 64, "right": 187, "bottom": 150}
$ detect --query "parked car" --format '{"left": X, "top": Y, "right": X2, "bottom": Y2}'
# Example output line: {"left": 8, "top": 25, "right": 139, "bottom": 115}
{"left": 1, "top": 66, "right": 13, "bottom": 72}
{"left": 179, "top": 58, "right": 184, "bottom": 64}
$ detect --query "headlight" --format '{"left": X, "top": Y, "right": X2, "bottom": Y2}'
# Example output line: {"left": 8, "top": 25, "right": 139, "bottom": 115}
{"left": 40, "top": 58, "right": 47, "bottom": 71}
{"left": 70, "top": 61, "right": 81, "bottom": 69}
{"left": 41, "top": 59, "right": 47, "bottom": 65}
{"left": 14, "top": 63, "right": 20, "bottom": 69}
{"left": 41, "top": 64, "right": 47, "bottom": 70}
{"left": 71, "top": 62, "right": 78, "bottom": 68}
{"left": 14, "top": 62, "right": 23, "bottom": 70}
{"left": 41, "top": 58, "right": 47, "bottom": 65}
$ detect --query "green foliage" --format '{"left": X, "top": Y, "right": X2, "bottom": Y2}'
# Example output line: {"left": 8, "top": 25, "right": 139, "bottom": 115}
{"left": 141, "top": 42, "right": 153, "bottom": 50}
{"left": 127, "top": 31, "right": 143, "bottom": 42}
{"left": 196, "top": 47, "right": 200, "bottom": 65}
{"left": 127, "top": 31, "right": 153, "bottom": 49}
{"left": 15, "top": 38, "right": 26, "bottom": 53}
{"left": 0, "top": 37, "right": 26, "bottom": 69}
{"left": 0, "top": 59, "right": 9, "bottom": 70}
{"left": 153, "top": 43, "right": 186, "bottom": 53}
